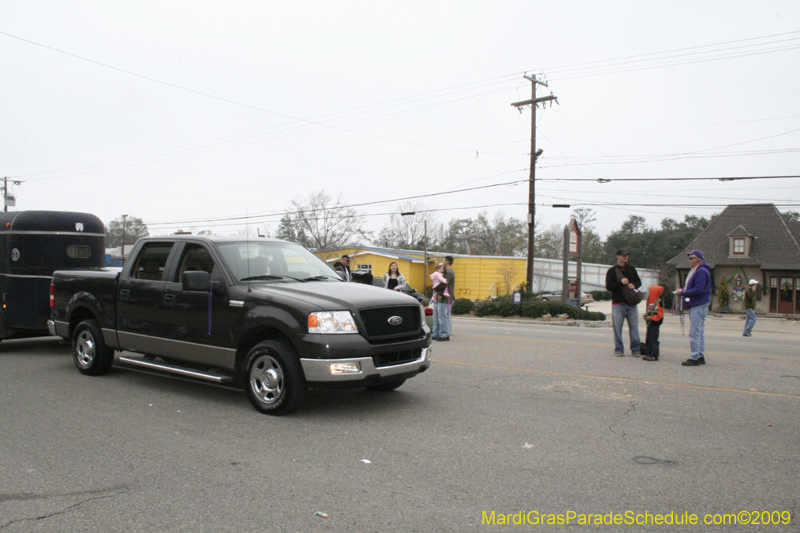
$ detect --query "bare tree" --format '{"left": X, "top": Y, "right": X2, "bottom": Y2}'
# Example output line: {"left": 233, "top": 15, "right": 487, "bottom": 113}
{"left": 375, "top": 203, "right": 436, "bottom": 249}
{"left": 472, "top": 211, "right": 526, "bottom": 256}
{"left": 290, "top": 191, "right": 371, "bottom": 249}
{"left": 535, "top": 224, "right": 564, "bottom": 260}
{"left": 495, "top": 260, "right": 523, "bottom": 295}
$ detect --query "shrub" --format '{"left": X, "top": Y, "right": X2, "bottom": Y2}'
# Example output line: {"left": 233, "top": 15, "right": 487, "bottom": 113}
{"left": 520, "top": 301, "right": 548, "bottom": 319}
{"left": 659, "top": 284, "right": 674, "bottom": 310}
{"left": 451, "top": 298, "right": 475, "bottom": 315}
{"left": 590, "top": 290, "right": 612, "bottom": 301}
{"left": 474, "top": 298, "right": 606, "bottom": 321}
{"left": 475, "top": 301, "right": 499, "bottom": 317}
{"left": 717, "top": 278, "right": 730, "bottom": 307}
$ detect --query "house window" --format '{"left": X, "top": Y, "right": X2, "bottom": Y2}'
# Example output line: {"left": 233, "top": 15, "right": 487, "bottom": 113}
{"left": 733, "top": 238, "right": 745, "bottom": 255}
{"left": 357, "top": 264, "right": 372, "bottom": 272}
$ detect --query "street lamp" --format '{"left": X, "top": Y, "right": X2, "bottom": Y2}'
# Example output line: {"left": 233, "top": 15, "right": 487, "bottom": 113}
{"left": 121, "top": 214, "right": 128, "bottom": 263}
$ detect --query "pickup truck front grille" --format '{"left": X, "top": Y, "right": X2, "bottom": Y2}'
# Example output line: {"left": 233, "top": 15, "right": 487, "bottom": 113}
{"left": 359, "top": 305, "right": 421, "bottom": 341}
{"left": 372, "top": 348, "right": 420, "bottom": 368}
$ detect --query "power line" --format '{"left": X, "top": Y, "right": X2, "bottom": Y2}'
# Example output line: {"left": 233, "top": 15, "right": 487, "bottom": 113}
{"left": 6, "top": 28, "right": 800, "bottom": 183}
{"left": 559, "top": 174, "right": 800, "bottom": 183}
{"left": 146, "top": 176, "right": 529, "bottom": 228}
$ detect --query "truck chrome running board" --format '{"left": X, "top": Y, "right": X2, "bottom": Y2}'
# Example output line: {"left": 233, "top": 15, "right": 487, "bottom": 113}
{"left": 118, "top": 355, "right": 233, "bottom": 384}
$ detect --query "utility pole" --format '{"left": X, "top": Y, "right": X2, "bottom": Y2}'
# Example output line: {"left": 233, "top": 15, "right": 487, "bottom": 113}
{"left": 2, "top": 177, "right": 22, "bottom": 212}
{"left": 511, "top": 75, "right": 557, "bottom": 291}
{"left": 121, "top": 214, "right": 128, "bottom": 262}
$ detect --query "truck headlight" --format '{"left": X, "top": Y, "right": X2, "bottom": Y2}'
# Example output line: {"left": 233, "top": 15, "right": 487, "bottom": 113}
{"left": 308, "top": 311, "right": 358, "bottom": 334}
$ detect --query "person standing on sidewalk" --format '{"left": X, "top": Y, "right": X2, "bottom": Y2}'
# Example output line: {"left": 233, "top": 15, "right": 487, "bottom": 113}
{"left": 641, "top": 285, "right": 664, "bottom": 362}
{"left": 743, "top": 279, "right": 759, "bottom": 337}
{"left": 605, "top": 249, "right": 642, "bottom": 357}
{"left": 432, "top": 256, "right": 455, "bottom": 341}
{"left": 675, "top": 249, "right": 712, "bottom": 366}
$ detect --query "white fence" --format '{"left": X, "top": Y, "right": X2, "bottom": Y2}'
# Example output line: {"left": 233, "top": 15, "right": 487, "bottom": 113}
{"left": 530, "top": 258, "right": 659, "bottom": 293}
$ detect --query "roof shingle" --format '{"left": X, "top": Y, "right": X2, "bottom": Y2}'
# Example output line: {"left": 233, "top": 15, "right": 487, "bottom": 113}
{"left": 667, "top": 204, "right": 800, "bottom": 270}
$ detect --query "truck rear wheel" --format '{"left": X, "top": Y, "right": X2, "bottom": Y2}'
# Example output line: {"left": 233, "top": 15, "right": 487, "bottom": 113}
{"left": 73, "top": 319, "right": 115, "bottom": 375}
{"left": 245, "top": 340, "right": 307, "bottom": 415}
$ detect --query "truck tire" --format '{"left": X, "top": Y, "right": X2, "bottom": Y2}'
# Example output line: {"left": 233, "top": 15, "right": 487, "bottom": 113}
{"left": 367, "top": 379, "right": 406, "bottom": 392}
{"left": 73, "top": 319, "right": 115, "bottom": 375}
{"left": 245, "top": 340, "right": 307, "bottom": 415}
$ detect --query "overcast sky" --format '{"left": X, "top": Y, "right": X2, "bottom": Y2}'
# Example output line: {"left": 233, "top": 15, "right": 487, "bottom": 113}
{"left": 3, "top": 1, "right": 800, "bottom": 242}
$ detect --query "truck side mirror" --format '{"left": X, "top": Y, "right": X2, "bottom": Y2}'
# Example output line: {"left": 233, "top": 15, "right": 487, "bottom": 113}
{"left": 182, "top": 270, "right": 212, "bottom": 292}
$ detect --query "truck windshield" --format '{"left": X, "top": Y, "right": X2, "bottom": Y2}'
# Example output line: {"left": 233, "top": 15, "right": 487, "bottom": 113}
{"left": 217, "top": 241, "right": 341, "bottom": 283}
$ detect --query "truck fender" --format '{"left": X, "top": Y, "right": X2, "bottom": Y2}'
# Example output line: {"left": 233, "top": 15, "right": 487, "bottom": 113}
{"left": 66, "top": 292, "right": 114, "bottom": 341}
{"left": 233, "top": 306, "right": 305, "bottom": 369}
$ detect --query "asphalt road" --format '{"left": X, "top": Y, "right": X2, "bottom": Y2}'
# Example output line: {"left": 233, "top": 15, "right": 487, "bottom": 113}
{"left": 1, "top": 312, "right": 798, "bottom": 532}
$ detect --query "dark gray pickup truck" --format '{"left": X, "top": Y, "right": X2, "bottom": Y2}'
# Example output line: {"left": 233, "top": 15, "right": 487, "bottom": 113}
{"left": 49, "top": 236, "right": 431, "bottom": 415}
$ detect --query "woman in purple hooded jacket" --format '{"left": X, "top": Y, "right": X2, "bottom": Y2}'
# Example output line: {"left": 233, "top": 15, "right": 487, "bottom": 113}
{"left": 675, "top": 249, "right": 712, "bottom": 366}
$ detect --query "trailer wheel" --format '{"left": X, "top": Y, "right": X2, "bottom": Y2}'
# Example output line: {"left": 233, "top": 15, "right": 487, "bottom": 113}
{"left": 245, "top": 340, "right": 307, "bottom": 415}
{"left": 73, "top": 319, "right": 115, "bottom": 375}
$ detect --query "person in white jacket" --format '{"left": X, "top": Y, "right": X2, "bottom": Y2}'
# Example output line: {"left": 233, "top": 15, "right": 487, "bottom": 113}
{"left": 383, "top": 262, "right": 406, "bottom": 291}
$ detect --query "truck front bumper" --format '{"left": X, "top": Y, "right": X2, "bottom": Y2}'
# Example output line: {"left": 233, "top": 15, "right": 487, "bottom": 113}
{"left": 300, "top": 345, "right": 431, "bottom": 386}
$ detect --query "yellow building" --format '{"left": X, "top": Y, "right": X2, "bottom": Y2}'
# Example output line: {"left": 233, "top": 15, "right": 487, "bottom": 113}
{"left": 315, "top": 246, "right": 660, "bottom": 300}
{"left": 315, "top": 247, "right": 527, "bottom": 299}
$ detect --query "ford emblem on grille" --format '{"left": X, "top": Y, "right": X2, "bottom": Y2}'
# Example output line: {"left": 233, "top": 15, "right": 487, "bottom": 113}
{"left": 387, "top": 316, "right": 403, "bottom": 326}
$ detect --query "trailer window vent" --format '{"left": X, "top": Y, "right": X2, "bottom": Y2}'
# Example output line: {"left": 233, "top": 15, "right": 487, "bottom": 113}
{"left": 67, "top": 245, "right": 92, "bottom": 259}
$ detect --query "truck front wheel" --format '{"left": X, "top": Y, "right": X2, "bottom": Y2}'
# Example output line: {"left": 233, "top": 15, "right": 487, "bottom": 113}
{"left": 73, "top": 319, "right": 115, "bottom": 375}
{"left": 245, "top": 341, "right": 307, "bottom": 415}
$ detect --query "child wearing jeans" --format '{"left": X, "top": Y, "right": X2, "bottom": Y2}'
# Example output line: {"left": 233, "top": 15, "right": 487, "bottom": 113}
{"left": 641, "top": 285, "right": 664, "bottom": 361}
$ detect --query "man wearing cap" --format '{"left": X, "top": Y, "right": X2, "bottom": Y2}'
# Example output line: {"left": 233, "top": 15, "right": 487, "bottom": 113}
{"left": 605, "top": 249, "right": 642, "bottom": 357}
{"left": 675, "top": 249, "right": 712, "bottom": 366}
{"left": 743, "top": 279, "right": 759, "bottom": 337}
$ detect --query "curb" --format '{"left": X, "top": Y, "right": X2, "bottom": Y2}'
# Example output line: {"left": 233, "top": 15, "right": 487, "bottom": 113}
{"left": 454, "top": 315, "right": 611, "bottom": 328}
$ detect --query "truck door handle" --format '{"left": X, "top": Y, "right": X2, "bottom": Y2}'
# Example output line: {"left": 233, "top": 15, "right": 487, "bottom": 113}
{"left": 120, "top": 289, "right": 130, "bottom": 302}
{"left": 164, "top": 294, "right": 176, "bottom": 307}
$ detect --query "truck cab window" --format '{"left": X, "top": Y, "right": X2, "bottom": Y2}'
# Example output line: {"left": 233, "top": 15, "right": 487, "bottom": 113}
{"left": 176, "top": 244, "right": 215, "bottom": 282}
{"left": 131, "top": 242, "right": 174, "bottom": 281}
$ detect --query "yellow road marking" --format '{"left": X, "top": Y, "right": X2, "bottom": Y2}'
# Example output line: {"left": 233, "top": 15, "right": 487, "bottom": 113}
{"left": 457, "top": 334, "right": 798, "bottom": 362}
{"left": 437, "top": 359, "right": 800, "bottom": 400}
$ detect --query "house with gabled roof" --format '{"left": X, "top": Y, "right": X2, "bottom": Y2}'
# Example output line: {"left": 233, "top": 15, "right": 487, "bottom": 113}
{"left": 667, "top": 204, "right": 800, "bottom": 316}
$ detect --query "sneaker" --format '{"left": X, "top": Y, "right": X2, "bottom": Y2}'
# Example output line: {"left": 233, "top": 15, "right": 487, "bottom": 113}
{"left": 632, "top": 351, "right": 642, "bottom": 357}
{"left": 614, "top": 352, "right": 624, "bottom": 357}
{"left": 642, "top": 356, "right": 658, "bottom": 362}
{"left": 682, "top": 357, "right": 705, "bottom": 366}
{"left": 439, "top": 336, "right": 450, "bottom": 341}
{"left": 743, "top": 333, "right": 752, "bottom": 337}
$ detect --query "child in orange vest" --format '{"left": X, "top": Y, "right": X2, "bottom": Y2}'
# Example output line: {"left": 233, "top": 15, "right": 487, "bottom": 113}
{"left": 642, "top": 286, "right": 664, "bottom": 361}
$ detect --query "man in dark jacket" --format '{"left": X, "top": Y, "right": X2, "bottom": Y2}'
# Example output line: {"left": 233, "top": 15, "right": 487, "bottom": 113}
{"left": 605, "top": 249, "right": 642, "bottom": 357}
{"left": 675, "top": 249, "right": 712, "bottom": 366}
{"left": 336, "top": 255, "right": 351, "bottom": 282}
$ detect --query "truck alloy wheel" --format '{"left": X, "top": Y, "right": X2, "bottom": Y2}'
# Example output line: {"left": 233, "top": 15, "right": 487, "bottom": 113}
{"left": 245, "top": 341, "right": 307, "bottom": 415}
{"left": 73, "top": 319, "right": 114, "bottom": 375}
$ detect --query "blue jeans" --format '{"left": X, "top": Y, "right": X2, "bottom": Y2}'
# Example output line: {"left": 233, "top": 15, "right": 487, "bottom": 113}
{"left": 612, "top": 303, "right": 641, "bottom": 354}
{"left": 432, "top": 301, "right": 451, "bottom": 338}
{"left": 688, "top": 304, "right": 708, "bottom": 359}
{"left": 743, "top": 308, "right": 756, "bottom": 335}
